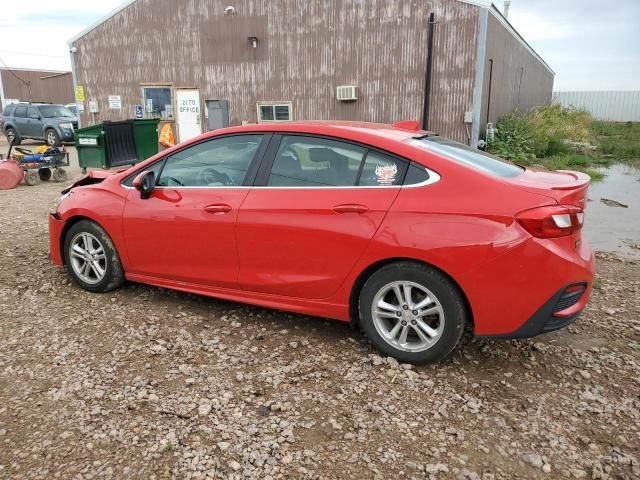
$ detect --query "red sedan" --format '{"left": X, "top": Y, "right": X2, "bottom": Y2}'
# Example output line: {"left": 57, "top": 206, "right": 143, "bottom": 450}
{"left": 49, "top": 121, "right": 594, "bottom": 364}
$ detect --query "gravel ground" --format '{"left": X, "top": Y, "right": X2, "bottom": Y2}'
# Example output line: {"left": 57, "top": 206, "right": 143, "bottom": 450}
{"left": 0, "top": 174, "right": 638, "bottom": 480}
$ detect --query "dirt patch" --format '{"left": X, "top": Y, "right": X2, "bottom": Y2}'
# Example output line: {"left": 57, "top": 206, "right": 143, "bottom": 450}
{"left": 0, "top": 178, "right": 638, "bottom": 479}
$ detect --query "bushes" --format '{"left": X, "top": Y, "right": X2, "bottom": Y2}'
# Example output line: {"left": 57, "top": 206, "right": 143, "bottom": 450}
{"left": 487, "top": 104, "right": 593, "bottom": 161}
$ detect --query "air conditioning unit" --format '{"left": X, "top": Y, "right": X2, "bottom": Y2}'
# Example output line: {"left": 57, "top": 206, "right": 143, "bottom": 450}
{"left": 336, "top": 85, "right": 358, "bottom": 101}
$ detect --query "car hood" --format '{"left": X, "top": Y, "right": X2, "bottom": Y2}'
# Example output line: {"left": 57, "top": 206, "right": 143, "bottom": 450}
{"left": 61, "top": 169, "right": 120, "bottom": 194}
{"left": 48, "top": 116, "right": 78, "bottom": 123}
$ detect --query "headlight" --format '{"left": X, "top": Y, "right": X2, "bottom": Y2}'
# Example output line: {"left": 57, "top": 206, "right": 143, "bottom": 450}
{"left": 59, "top": 123, "right": 74, "bottom": 129}
{"left": 53, "top": 191, "right": 73, "bottom": 214}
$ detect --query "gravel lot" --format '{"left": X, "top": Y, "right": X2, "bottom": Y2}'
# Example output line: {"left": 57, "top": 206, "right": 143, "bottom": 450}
{"left": 0, "top": 170, "right": 638, "bottom": 479}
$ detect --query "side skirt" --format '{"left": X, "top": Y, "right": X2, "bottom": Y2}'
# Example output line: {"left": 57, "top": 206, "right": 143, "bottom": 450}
{"left": 125, "top": 272, "right": 351, "bottom": 322}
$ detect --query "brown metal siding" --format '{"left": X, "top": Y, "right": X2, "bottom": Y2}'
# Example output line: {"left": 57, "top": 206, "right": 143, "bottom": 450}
{"left": 72, "top": 0, "right": 478, "bottom": 143}
{"left": 1, "top": 69, "right": 74, "bottom": 104}
{"left": 429, "top": 1, "right": 479, "bottom": 143}
{"left": 480, "top": 12, "right": 554, "bottom": 131}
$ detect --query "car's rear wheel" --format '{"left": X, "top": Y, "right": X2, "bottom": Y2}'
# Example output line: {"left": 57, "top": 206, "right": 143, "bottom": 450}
{"left": 5, "top": 128, "right": 21, "bottom": 145}
{"left": 63, "top": 220, "right": 125, "bottom": 293}
{"left": 359, "top": 262, "right": 467, "bottom": 364}
{"left": 45, "top": 128, "right": 60, "bottom": 147}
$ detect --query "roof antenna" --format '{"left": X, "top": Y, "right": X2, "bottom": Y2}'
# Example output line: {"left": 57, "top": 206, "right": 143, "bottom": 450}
{"left": 503, "top": 1, "right": 511, "bottom": 19}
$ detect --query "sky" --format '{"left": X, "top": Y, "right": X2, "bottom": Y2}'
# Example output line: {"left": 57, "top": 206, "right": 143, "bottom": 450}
{"left": 0, "top": 0, "right": 638, "bottom": 92}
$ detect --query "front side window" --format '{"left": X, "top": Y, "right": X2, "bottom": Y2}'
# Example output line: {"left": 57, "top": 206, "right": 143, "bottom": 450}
{"left": 267, "top": 136, "right": 365, "bottom": 187}
{"left": 143, "top": 86, "right": 173, "bottom": 120}
{"left": 358, "top": 151, "right": 408, "bottom": 186}
{"left": 39, "top": 105, "right": 75, "bottom": 118}
{"left": 258, "top": 102, "right": 291, "bottom": 122}
{"left": 408, "top": 136, "right": 523, "bottom": 178}
{"left": 157, "top": 135, "right": 263, "bottom": 187}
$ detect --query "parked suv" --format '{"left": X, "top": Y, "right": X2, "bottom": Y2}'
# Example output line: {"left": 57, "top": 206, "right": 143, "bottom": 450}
{"left": 1, "top": 103, "right": 78, "bottom": 146}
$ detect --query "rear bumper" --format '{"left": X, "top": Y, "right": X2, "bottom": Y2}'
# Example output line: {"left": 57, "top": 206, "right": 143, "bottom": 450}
{"left": 49, "top": 213, "right": 64, "bottom": 266}
{"left": 478, "top": 282, "right": 590, "bottom": 339}
{"left": 461, "top": 235, "right": 595, "bottom": 337}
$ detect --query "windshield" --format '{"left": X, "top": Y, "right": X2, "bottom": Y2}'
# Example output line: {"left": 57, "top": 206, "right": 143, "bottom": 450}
{"left": 408, "top": 136, "right": 523, "bottom": 178}
{"left": 39, "top": 105, "right": 76, "bottom": 118}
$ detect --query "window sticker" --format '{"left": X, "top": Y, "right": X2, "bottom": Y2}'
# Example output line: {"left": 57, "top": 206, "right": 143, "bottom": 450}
{"left": 375, "top": 163, "right": 398, "bottom": 185}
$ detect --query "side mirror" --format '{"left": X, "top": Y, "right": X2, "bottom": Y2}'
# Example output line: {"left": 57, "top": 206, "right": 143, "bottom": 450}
{"left": 133, "top": 170, "right": 155, "bottom": 199}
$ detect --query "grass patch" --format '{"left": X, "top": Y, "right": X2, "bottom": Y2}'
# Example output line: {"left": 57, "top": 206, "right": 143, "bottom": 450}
{"left": 486, "top": 105, "right": 639, "bottom": 177}
{"left": 593, "top": 276, "right": 603, "bottom": 289}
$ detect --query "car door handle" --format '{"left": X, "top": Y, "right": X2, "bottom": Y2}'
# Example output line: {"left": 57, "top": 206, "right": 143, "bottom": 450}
{"left": 332, "top": 204, "right": 369, "bottom": 214}
{"left": 204, "top": 204, "right": 232, "bottom": 214}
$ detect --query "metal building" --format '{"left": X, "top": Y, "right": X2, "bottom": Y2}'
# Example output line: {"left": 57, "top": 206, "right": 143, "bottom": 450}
{"left": 68, "top": 0, "right": 553, "bottom": 145}
{"left": 0, "top": 68, "right": 74, "bottom": 108}
{"left": 553, "top": 91, "right": 640, "bottom": 122}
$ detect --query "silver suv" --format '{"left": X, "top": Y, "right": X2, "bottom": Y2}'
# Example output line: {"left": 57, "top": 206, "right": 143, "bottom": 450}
{"left": 1, "top": 103, "right": 78, "bottom": 146}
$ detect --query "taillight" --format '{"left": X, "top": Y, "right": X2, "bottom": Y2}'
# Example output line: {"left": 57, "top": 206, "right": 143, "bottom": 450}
{"left": 516, "top": 205, "right": 584, "bottom": 238}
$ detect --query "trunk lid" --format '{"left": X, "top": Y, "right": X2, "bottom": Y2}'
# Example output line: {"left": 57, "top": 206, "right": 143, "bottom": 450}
{"left": 508, "top": 168, "right": 590, "bottom": 208}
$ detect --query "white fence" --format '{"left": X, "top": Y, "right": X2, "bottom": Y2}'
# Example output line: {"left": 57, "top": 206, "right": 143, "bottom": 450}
{"left": 552, "top": 91, "right": 640, "bottom": 122}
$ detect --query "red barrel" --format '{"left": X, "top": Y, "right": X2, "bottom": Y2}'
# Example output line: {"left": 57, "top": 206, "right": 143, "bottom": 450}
{"left": 0, "top": 160, "right": 23, "bottom": 190}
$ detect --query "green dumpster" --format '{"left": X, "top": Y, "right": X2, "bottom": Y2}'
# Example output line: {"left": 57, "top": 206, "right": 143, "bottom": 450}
{"left": 133, "top": 119, "right": 160, "bottom": 161}
{"left": 75, "top": 119, "right": 160, "bottom": 172}
{"left": 75, "top": 124, "right": 106, "bottom": 171}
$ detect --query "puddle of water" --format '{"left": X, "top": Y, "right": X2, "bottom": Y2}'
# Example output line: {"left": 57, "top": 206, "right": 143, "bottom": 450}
{"left": 583, "top": 163, "right": 640, "bottom": 257}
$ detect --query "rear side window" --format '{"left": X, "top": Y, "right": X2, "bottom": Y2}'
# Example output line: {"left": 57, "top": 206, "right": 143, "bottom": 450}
{"left": 13, "top": 105, "right": 27, "bottom": 118}
{"left": 408, "top": 136, "right": 523, "bottom": 178}
{"left": 358, "top": 151, "right": 407, "bottom": 186}
{"left": 27, "top": 106, "right": 41, "bottom": 119}
{"left": 267, "top": 136, "right": 365, "bottom": 187}
{"left": 2, "top": 104, "right": 16, "bottom": 116}
{"left": 403, "top": 164, "right": 430, "bottom": 185}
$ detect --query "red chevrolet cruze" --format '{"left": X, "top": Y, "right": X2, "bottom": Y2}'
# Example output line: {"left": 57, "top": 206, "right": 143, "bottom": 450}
{"left": 49, "top": 121, "right": 594, "bottom": 364}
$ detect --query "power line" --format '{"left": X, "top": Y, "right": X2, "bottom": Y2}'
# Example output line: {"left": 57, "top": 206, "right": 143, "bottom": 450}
{"left": 0, "top": 50, "right": 67, "bottom": 59}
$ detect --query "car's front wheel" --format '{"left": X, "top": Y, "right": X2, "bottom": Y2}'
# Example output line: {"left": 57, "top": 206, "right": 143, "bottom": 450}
{"left": 63, "top": 220, "right": 124, "bottom": 293}
{"left": 45, "top": 128, "right": 60, "bottom": 147}
{"left": 359, "top": 262, "right": 467, "bottom": 364}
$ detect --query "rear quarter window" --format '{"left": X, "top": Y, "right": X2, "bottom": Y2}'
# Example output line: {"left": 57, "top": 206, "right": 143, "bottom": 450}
{"left": 408, "top": 136, "right": 523, "bottom": 178}
{"left": 2, "top": 104, "right": 16, "bottom": 116}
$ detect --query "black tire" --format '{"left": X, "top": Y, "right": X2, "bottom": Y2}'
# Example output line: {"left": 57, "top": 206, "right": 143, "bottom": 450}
{"left": 5, "top": 128, "right": 21, "bottom": 146}
{"left": 45, "top": 128, "right": 61, "bottom": 147}
{"left": 63, "top": 220, "right": 125, "bottom": 293}
{"left": 38, "top": 167, "right": 52, "bottom": 182}
{"left": 358, "top": 262, "right": 467, "bottom": 364}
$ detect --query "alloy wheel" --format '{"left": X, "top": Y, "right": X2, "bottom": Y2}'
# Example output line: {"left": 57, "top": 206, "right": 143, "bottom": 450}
{"left": 371, "top": 281, "right": 445, "bottom": 352}
{"left": 69, "top": 232, "right": 107, "bottom": 285}
{"left": 46, "top": 130, "right": 57, "bottom": 146}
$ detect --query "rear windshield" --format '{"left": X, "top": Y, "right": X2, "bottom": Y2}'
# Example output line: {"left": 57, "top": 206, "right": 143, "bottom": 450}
{"left": 39, "top": 105, "right": 76, "bottom": 118}
{"left": 408, "top": 136, "right": 523, "bottom": 178}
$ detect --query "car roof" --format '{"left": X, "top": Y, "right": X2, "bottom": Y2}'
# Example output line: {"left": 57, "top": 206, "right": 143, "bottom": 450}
{"left": 214, "top": 120, "right": 435, "bottom": 144}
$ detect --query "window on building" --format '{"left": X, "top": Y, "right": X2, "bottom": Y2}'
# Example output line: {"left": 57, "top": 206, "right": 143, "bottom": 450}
{"left": 267, "top": 135, "right": 365, "bottom": 187}
{"left": 143, "top": 86, "right": 173, "bottom": 120}
{"left": 257, "top": 102, "right": 292, "bottom": 122}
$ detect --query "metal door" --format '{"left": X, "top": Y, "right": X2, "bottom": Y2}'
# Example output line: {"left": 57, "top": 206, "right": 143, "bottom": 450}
{"left": 176, "top": 89, "right": 201, "bottom": 142}
{"left": 206, "top": 100, "right": 229, "bottom": 131}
